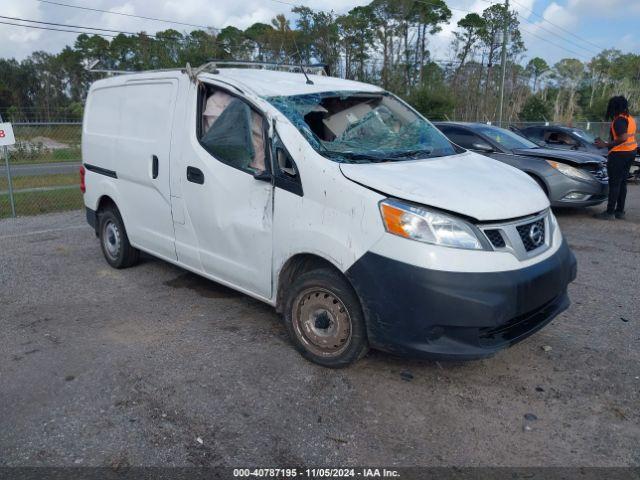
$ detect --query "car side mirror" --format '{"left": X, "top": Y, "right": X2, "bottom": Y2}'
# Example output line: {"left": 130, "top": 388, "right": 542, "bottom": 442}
{"left": 472, "top": 142, "right": 494, "bottom": 153}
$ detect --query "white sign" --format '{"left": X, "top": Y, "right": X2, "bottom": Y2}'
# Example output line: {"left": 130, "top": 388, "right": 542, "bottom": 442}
{"left": 0, "top": 122, "right": 16, "bottom": 147}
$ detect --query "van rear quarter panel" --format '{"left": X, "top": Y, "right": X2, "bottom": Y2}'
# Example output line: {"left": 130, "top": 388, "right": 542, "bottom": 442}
{"left": 83, "top": 82, "right": 123, "bottom": 214}
{"left": 83, "top": 76, "right": 179, "bottom": 260}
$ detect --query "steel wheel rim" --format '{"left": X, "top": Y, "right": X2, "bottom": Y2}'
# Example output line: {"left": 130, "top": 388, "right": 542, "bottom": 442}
{"left": 292, "top": 287, "right": 352, "bottom": 358}
{"left": 103, "top": 220, "right": 121, "bottom": 260}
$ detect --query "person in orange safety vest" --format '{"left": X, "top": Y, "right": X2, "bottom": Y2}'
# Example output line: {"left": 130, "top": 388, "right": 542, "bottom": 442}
{"left": 594, "top": 96, "right": 637, "bottom": 220}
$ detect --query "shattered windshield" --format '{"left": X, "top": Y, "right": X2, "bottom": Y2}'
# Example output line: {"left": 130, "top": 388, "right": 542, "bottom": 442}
{"left": 266, "top": 91, "right": 456, "bottom": 163}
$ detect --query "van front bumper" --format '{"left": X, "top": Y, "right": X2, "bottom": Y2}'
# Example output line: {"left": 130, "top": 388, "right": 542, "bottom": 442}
{"left": 346, "top": 240, "right": 577, "bottom": 360}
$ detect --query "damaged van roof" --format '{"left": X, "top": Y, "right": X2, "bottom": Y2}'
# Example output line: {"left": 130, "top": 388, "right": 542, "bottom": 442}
{"left": 200, "top": 69, "right": 383, "bottom": 97}
{"left": 89, "top": 68, "right": 383, "bottom": 98}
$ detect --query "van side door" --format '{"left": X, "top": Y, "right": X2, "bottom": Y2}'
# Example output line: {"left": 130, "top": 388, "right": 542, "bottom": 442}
{"left": 116, "top": 78, "right": 179, "bottom": 261}
{"left": 174, "top": 82, "right": 273, "bottom": 300}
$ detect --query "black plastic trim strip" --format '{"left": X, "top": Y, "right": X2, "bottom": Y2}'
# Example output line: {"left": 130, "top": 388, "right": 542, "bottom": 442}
{"left": 84, "top": 163, "right": 117, "bottom": 179}
{"left": 85, "top": 207, "right": 97, "bottom": 230}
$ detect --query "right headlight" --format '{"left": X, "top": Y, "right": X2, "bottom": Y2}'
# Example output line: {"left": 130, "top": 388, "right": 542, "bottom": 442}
{"left": 546, "top": 160, "right": 593, "bottom": 181}
{"left": 379, "top": 198, "right": 484, "bottom": 250}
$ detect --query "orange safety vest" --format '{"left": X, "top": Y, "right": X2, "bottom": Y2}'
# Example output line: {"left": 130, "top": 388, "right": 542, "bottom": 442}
{"left": 610, "top": 113, "right": 638, "bottom": 152}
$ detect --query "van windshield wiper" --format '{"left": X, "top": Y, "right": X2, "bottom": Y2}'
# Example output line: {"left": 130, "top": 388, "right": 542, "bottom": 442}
{"left": 324, "top": 148, "right": 434, "bottom": 163}
{"left": 385, "top": 148, "right": 433, "bottom": 159}
{"left": 323, "top": 151, "right": 389, "bottom": 163}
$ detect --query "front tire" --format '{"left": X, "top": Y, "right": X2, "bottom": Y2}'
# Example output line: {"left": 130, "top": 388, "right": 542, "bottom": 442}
{"left": 284, "top": 268, "right": 368, "bottom": 368}
{"left": 98, "top": 206, "right": 139, "bottom": 269}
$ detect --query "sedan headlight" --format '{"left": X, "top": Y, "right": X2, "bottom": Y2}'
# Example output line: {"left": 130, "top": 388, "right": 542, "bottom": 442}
{"left": 379, "top": 198, "right": 484, "bottom": 250}
{"left": 546, "top": 160, "right": 593, "bottom": 181}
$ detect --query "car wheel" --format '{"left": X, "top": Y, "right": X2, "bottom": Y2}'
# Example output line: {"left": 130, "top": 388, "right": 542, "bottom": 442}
{"left": 284, "top": 268, "right": 368, "bottom": 368}
{"left": 98, "top": 206, "right": 140, "bottom": 269}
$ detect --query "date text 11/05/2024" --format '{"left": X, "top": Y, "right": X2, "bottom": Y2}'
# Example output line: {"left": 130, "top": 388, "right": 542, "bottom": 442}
{"left": 232, "top": 468, "right": 400, "bottom": 478}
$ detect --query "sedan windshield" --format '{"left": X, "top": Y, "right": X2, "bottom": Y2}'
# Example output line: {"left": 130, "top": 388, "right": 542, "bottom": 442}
{"left": 266, "top": 91, "right": 456, "bottom": 163}
{"left": 572, "top": 129, "right": 596, "bottom": 143}
{"left": 476, "top": 126, "right": 539, "bottom": 150}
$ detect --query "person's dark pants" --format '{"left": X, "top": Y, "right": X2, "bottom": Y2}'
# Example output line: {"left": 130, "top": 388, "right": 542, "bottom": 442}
{"left": 606, "top": 151, "right": 635, "bottom": 213}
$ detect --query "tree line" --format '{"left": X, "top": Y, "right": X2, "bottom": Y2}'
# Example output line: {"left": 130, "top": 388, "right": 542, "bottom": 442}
{"left": 1, "top": 0, "right": 639, "bottom": 124}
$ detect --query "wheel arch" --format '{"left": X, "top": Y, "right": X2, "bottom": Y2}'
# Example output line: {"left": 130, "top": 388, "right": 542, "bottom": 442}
{"left": 526, "top": 171, "right": 550, "bottom": 196}
{"left": 275, "top": 253, "right": 352, "bottom": 314}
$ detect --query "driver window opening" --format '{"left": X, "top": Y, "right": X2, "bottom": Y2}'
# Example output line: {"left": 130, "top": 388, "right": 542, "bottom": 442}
{"left": 199, "top": 85, "right": 266, "bottom": 173}
{"left": 546, "top": 131, "right": 576, "bottom": 146}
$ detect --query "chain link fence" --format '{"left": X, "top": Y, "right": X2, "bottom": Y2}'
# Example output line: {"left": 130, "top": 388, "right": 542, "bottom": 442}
{"left": 1, "top": 122, "right": 82, "bottom": 219}
{"left": 0, "top": 119, "right": 622, "bottom": 220}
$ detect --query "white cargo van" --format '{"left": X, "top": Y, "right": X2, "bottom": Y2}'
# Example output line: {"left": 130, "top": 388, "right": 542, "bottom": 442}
{"left": 81, "top": 65, "right": 577, "bottom": 367}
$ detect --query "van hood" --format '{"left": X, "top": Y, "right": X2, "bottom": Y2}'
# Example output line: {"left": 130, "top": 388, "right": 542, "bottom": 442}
{"left": 339, "top": 151, "right": 549, "bottom": 221}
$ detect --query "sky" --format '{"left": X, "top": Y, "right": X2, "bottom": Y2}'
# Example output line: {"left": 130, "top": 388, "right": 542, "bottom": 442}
{"left": 1, "top": 0, "right": 639, "bottom": 65}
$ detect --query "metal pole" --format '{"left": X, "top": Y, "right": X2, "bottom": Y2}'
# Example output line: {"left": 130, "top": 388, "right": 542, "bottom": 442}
{"left": 498, "top": 0, "right": 509, "bottom": 128}
{"left": 0, "top": 112, "right": 16, "bottom": 218}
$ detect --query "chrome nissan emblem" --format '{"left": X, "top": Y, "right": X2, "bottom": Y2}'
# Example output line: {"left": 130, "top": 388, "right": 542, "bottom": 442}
{"left": 529, "top": 224, "right": 544, "bottom": 247}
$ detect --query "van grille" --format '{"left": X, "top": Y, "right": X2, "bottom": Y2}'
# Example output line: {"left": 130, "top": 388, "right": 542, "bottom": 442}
{"left": 484, "top": 229, "right": 506, "bottom": 248}
{"left": 516, "top": 219, "right": 546, "bottom": 252}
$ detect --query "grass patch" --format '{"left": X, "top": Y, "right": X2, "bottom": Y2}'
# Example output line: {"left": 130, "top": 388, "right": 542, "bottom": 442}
{"left": 0, "top": 188, "right": 83, "bottom": 219}
{"left": 8, "top": 124, "right": 82, "bottom": 164}
{"left": 14, "top": 124, "right": 81, "bottom": 144}
{"left": 7, "top": 147, "right": 81, "bottom": 165}
{"left": 0, "top": 173, "right": 79, "bottom": 191}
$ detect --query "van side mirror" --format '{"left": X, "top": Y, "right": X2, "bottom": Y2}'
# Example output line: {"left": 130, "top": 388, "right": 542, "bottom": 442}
{"left": 277, "top": 147, "right": 297, "bottom": 177}
{"left": 253, "top": 170, "right": 271, "bottom": 182}
{"left": 472, "top": 142, "right": 494, "bottom": 153}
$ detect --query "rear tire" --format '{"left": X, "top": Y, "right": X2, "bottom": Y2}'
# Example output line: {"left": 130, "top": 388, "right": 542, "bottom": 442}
{"left": 284, "top": 268, "right": 368, "bottom": 368}
{"left": 98, "top": 206, "right": 139, "bottom": 269}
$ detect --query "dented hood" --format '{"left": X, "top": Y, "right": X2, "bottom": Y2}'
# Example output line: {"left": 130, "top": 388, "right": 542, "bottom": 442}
{"left": 340, "top": 151, "right": 549, "bottom": 221}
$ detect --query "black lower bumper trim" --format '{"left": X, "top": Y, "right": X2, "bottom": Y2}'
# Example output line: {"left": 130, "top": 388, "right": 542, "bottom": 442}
{"left": 346, "top": 241, "right": 577, "bottom": 360}
{"left": 86, "top": 207, "right": 97, "bottom": 231}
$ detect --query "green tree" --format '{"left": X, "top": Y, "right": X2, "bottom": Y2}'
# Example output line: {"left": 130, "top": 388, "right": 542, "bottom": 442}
{"left": 526, "top": 57, "right": 549, "bottom": 93}
{"left": 520, "top": 95, "right": 550, "bottom": 121}
{"left": 552, "top": 58, "right": 584, "bottom": 121}
{"left": 451, "top": 13, "right": 486, "bottom": 85}
{"left": 292, "top": 7, "right": 340, "bottom": 74}
{"left": 245, "top": 23, "right": 275, "bottom": 61}
{"left": 337, "top": 6, "right": 375, "bottom": 80}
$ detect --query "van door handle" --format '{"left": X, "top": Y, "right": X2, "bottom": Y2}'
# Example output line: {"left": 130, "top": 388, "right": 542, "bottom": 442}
{"left": 186, "top": 166, "right": 204, "bottom": 184}
{"left": 152, "top": 155, "right": 159, "bottom": 179}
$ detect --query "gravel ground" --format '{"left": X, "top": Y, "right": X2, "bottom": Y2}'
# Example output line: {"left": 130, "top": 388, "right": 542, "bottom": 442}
{"left": 0, "top": 187, "right": 638, "bottom": 468}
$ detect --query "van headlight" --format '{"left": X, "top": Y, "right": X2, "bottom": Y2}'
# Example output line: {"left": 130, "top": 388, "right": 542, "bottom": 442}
{"left": 379, "top": 199, "right": 484, "bottom": 250}
{"left": 546, "top": 161, "right": 592, "bottom": 181}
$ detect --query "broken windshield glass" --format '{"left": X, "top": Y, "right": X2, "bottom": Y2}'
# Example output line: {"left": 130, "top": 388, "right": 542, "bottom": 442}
{"left": 266, "top": 91, "right": 456, "bottom": 163}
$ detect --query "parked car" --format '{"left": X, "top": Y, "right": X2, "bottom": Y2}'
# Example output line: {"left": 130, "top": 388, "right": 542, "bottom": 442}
{"left": 517, "top": 124, "right": 640, "bottom": 181}
{"left": 517, "top": 124, "right": 609, "bottom": 156}
{"left": 81, "top": 65, "right": 576, "bottom": 367}
{"left": 434, "top": 122, "right": 609, "bottom": 208}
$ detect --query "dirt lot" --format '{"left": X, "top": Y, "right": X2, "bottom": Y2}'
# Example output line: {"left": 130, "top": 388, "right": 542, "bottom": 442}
{"left": 0, "top": 187, "right": 638, "bottom": 468}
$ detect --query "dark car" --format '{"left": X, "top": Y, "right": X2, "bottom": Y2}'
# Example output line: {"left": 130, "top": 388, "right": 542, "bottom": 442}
{"left": 516, "top": 124, "right": 608, "bottom": 156}
{"left": 518, "top": 123, "right": 640, "bottom": 181}
{"left": 434, "top": 122, "right": 609, "bottom": 208}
